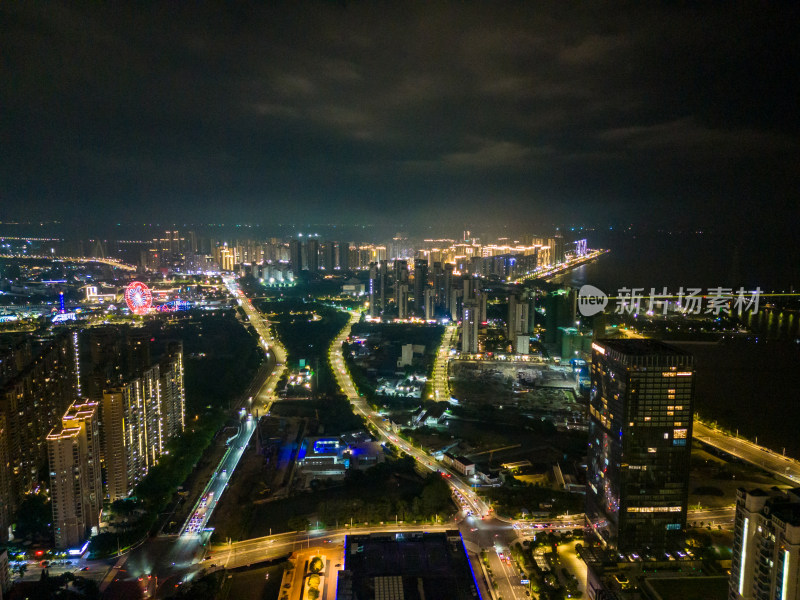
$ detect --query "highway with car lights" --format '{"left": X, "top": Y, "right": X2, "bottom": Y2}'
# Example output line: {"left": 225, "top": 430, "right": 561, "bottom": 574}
{"left": 693, "top": 420, "right": 800, "bottom": 484}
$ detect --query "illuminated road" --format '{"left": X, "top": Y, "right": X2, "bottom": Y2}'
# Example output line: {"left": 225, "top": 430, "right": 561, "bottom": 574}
{"left": 686, "top": 507, "right": 736, "bottom": 526}
{"left": 489, "top": 544, "right": 527, "bottom": 600}
{"left": 13, "top": 561, "right": 107, "bottom": 586}
{"left": 168, "top": 276, "right": 291, "bottom": 538}
{"left": 138, "top": 417, "right": 261, "bottom": 592}
{"left": 512, "top": 507, "right": 734, "bottom": 541}
{"left": 209, "top": 524, "right": 451, "bottom": 570}
{"left": 223, "top": 276, "right": 287, "bottom": 411}
{"left": 329, "top": 310, "right": 492, "bottom": 519}
{"left": 514, "top": 248, "right": 608, "bottom": 283}
{"left": 0, "top": 254, "right": 138, "bottom": 270}
{"left": 179, "top": 417, "right": 257, "bottom": 537}
{"left": 693, "top": 420, "right": 800, "bottom": 484}
{"left": 169, "top": 276, "right": 291, "bottom": 537}
{"left": 431, "top": 324, "right": 457, "bottom": 401}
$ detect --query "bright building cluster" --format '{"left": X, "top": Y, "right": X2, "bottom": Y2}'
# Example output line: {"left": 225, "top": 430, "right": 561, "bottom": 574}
{"left": 0, "top": 328, "right": 185, "bottom": 552}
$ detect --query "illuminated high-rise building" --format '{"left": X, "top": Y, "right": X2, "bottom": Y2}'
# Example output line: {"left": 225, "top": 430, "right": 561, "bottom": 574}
{"left": 391, "top": 232, "right": 410, "bottom": 260}
{"left": 507, "top": 292, "right": 530, "bottom": 341}
{"left": 101, "top": 339, "right": 185, "bottom": 501}
{"left": 441, "top": 263, "right": 454, "bottom": 310}
{"left": 79, "top": 329, "right": 130, "bottom": 406}
{"left": 357, "top": 246, "right": 372, "bottom": 269}
{"left": 153, "top": 230, "right": 187, "bottom": 268}
{"left": 306, "top": 238, "right": 320, "bottom": 272}
{"left": 424, "top": 288, "right": 435, "bottom": 321}
{"left": 47, "top": 400, "right": 102, "bottom": 549}
{"left": 323, "top": 242, "right": 335, "bottom": 271}
{"left": 0, "top": 332, "right": 77, "bottom": 506}
{"left": 338, "top": 242, "right": 350, "bottom": 271}
{"left": 289, "top": 239, "right": 302, "bottom": 274}
{"left": 0, "top": 416, "right": 10, "bottom": 543}
{"left": 461, "top": 299, "right": 480, "bottom": 354}
{"left": 217, "top": 245, "right": 237, "bottom": 271}
{"left": 729, "top": 487, "right": 800, "bottom": 600}
{"left": 368, "top": 263, "right": 378, "bottom": 317}
{"left": 379, "top": 260, "right": 388, "bottom": 315}
{"left": 102, "top": 366, "right": 161, "bottom": 501}
{"left": 396, "top": 283, "right": 409, "bottom": 320}
{"left": 586, "top": 339, "right": 694, "bottom": 552}
{"left": 413, "top": 259, "right": 428, "bottom": 313}
{"left": 535, "top": 244, "right": 551, "bottom": 268}
{"left": 159, "top": 342, "right": 185, "bottom": 441}
{"left": 126, "top": 328, "right": 152, "bottom": 377}
{"left": 373, "top": 245, "right": 387, "bottom": 263}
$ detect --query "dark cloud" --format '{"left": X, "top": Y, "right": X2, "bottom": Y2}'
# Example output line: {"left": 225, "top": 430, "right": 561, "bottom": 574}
{"left": 1, "top": 2, "right": 798, "bottom": 231}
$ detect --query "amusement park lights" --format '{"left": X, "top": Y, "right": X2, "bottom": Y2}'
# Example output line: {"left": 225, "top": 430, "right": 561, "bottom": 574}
{"left": 125, "top": 281, "right": 153, "bottom": 315}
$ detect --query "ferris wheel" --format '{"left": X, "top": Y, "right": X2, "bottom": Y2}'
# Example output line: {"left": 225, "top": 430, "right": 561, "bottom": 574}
{"left": 125, "top": 281, "right": 153, "bottom": 315}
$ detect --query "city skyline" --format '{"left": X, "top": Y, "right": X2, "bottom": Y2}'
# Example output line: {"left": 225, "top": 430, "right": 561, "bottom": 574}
{"left": 0, "top": 223, "right": 798, "bottom": 598}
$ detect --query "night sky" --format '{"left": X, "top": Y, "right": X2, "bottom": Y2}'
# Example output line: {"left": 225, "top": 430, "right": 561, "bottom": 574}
{"left": 2, "top": 3, "right": 799, "bottom": 232}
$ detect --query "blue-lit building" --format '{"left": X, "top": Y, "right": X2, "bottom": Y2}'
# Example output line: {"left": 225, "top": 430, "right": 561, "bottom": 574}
{"left": 586, "top": 339, "right": 694, "bottom": 553}
{"left": 297, "top": 435, "right": 383, "bottom": 486}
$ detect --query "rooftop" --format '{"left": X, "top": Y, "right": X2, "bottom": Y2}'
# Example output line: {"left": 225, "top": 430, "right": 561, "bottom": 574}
{"left": 772, "top": 503, "right": 800, "bottom": 527}
{"left": 337, "top": 531, "right": 480, "bottom": 600}
{"left": 746, "top": 487, "right": 800, "bottom": 527}
{"left": 594, "top": 339, "right": 694, "bottom": 369}
{"left": 644, "top": 575, "right": 729, "bottom": 600}
{"left": 587, "top": 560, "right": 727, "bottom": 600}
{"left": 597, "top": 339, "right": 692, "bottom": 357}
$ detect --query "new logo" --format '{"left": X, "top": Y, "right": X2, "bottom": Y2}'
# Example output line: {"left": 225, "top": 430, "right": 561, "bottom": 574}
{"left": 578, "top": 285, "right": 608, "bottom": 317}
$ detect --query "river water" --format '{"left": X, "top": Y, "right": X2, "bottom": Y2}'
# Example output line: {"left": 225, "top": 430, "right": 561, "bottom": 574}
{"left": 551, "top": 229, "right": 797, "bottom": 295}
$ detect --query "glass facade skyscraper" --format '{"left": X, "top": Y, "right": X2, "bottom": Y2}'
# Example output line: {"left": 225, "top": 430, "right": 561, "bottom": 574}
{"left": 586, "top": 339, "right": 694, "bottom": 552}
